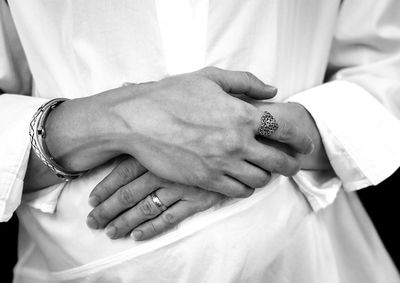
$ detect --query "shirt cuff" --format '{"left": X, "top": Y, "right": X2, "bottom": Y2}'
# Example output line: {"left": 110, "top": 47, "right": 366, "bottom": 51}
{"left": 287, "top": 80, "right": 400, "bottom": 210}
{"left": 0, "top": 94, "right": 47, "bottom": 221}
{"left": 291, "top": 170, "right": 341, "bottom": 211}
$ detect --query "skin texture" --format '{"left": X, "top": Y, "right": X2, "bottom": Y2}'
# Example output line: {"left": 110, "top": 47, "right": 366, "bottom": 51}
{"left": 110, "top": 68, "right": 312, "bottom": 197}
{"left": 87, "top": 157, "right": 224, "bottom": 240}
{"left": 25, "top": 68, "right": 312, "bottom": 197}
{"left": 87, "top": 101, "right": 329, "bottom": 240}
{"left": 22, "top": 66, "right": 318, "bottom": 240}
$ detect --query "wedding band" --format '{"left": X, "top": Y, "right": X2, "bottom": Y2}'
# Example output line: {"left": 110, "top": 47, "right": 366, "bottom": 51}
{"left": 258, "top": 111, "right": 279, "bottom": 137}
{"left": 150, "top": 192, "right": 168, "bottom": 212}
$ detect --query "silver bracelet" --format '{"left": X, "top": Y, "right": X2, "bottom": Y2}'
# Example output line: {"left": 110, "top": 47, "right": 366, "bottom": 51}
{"left": 29, "top": 98, "right": 86, "bottom": 181}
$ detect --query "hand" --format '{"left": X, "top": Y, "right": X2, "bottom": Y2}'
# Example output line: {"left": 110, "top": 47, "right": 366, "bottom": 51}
{"left": 87, "top": 157, "right": 224, "bottom": 240}
{"left": 252, "top": 101, "right": 330, "bottom": 170}
{"left": 32, "top": 67, "right": 313, "bottom": 194}
{"left": 92, "top": 67, "right": 312, "bottom": 197}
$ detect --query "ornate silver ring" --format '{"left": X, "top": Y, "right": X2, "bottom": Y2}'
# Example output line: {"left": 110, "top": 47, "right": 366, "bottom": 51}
{"left": 258, "top": 111, "right": 279, "bottom": 137}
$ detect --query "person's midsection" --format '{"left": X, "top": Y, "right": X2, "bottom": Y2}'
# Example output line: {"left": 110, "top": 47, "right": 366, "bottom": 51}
{"left": 16, "top": 161, "right": 311, "bottom": 281}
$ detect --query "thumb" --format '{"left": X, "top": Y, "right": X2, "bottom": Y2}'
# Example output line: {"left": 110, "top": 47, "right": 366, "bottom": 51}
{"left": 198, "top": 67, "right": 277, "bottom": 100}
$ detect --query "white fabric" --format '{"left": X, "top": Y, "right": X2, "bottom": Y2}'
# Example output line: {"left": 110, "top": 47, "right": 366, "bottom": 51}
{"left": 0, "top": 95, "right": 47, "bottom": 221}
{"left": 0, "top": 0, "right": 399, "bottom": 282}
{"left": 289, "top": 81, "right": 400, "bottom": 191}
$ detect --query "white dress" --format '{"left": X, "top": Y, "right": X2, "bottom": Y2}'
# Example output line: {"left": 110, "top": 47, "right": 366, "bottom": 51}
{"left": 1, "top": 0, "right": 400, "bottom": 282}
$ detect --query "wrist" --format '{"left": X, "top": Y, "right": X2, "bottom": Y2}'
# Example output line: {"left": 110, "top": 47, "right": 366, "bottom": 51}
{"left": 99, "top": 85, "right": 156, "bottom": 157}
{"left": 45, "top": 95, "right": 125, "bottom": 172}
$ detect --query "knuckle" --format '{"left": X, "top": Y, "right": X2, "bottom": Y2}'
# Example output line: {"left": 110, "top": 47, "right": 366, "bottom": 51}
{"left": 195, "top": 176, "right": 209, "bottom": 189}
{"left": 243, "top": 71, "right": 256, "bottom": 83}
{"left": 222, "top": 130, "right": 243, "bottom": 153}
{"left": 116, "top": 164, "right": 133, "bottom": 181}
{"left": 162, "top": 212, "right": 177, "bottom": 226}
{"left": 195, "top": 170, "right": 214, "bottom": 188}
{"left": 235, "top": 103, "right": 256, "bottom": 126}
{"left": 118, "top": 187, "right": 136, "bottom": 205}
{"left": 277, "top": 122, "right": 294, "bottom": 142}
{"left": 139, "top": 199, "right": 157, "bottom": 217}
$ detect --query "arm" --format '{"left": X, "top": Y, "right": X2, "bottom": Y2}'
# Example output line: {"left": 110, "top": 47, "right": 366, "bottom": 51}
{"left": 287, "top": 0, "right": 400, "bottom": 211}
{"left": 86, "top": 101, "right": 322, "bottom": 240}
{"left": 23, "top": 95, "right": 127, "bottom": 193}
{"left": 86, "top": 0, "right": 400, "bottom": 236}
{"left": 26, "top": 68, "right": 311, "bottom": 195}
{"left": 3, "top": 64, "right": 314, "bottom": 223}
{"left": 2, "top": 0, "right": 313, "bottom": 220}
{"left": 0, "top": 0, "right": 47, "bottom": 221}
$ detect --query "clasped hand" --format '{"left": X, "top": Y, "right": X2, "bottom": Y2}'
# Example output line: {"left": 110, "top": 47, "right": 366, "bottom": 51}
{"left": 86, "top": 67, "right": 326, "bottom": 240}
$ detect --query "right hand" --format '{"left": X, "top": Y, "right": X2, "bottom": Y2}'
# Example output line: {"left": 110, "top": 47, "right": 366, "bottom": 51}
{"left": 47, "top": 67, "right": 312, "bottom": 197}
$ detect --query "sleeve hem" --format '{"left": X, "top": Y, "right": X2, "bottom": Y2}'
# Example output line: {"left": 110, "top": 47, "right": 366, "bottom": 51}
{"left": 0, "top": 94, "right": 48, "bottom": 221}
{"left": 288, "top": 80, "right": 400, "bottom": 191}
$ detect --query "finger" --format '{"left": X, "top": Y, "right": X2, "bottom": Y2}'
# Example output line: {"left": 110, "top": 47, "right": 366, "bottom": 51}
{"left": 88, "top": 157, "right": 147, "bottom": 207}
{"left": 224, "top": 161, "right": 271, "bottom": 189}
{"left": 130, "top": 201, "right": 199, "bottom": 241}
{"left": 86, "top": 172, "right": 160, "bottom": 229}
{"left": 105, "top": 187, "right": 182, "bottom": 239}
{"left": 253, "top": 110, "right": 314, "bottom": 155}
{"left": 246, "top": 140, "right": 301, "bottom": 177}
{"left": 209, "top": 175, "right": 255, "bottom": 198}
{"left": 199, "top": 67, "right": 277, "bottom": 99}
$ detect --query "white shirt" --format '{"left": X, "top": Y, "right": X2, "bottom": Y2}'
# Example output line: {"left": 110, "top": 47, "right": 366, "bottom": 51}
{"left": 1, "top": 0, "right": 400, "bottom": 282}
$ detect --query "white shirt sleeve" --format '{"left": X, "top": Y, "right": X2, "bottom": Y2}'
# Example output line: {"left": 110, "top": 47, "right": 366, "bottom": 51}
{"left": 0, "top": 1, "right": 47, "bottom": 221}
{"left": 288, "top": 0, "right": 400, "bottom": 211}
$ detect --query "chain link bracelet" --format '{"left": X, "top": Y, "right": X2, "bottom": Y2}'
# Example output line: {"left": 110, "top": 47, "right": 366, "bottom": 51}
{"left": 29, "top": 98, "right": 86, "bottom": 181}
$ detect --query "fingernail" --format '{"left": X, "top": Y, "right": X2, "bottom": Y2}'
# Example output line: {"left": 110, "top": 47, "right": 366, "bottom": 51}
{"left": 266, "top": 85, "right": 278, "bottom": 95}
{"left": 131, "top": 230, "right": 143, "bottom": 241}
{"left": 306, "top": 143, "right": 315, "bottom": 155}
{"left": 86, "top": 215, "right": 98, "bottom": 229}
{"left": 106, "top": 226, "right": 117, "bottom": 239}
{"left": 88, "top": 196, "right": 99, "bottom": 207}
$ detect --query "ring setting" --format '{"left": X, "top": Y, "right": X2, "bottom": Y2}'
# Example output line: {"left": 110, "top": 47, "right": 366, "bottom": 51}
{"left": 258, "top": 111, "right": 279, "bottom": 137}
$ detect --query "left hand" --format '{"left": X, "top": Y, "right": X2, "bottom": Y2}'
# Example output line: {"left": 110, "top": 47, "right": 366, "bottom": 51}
{"left": 87, "top": 157, "right": 225, "bottom": 240}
